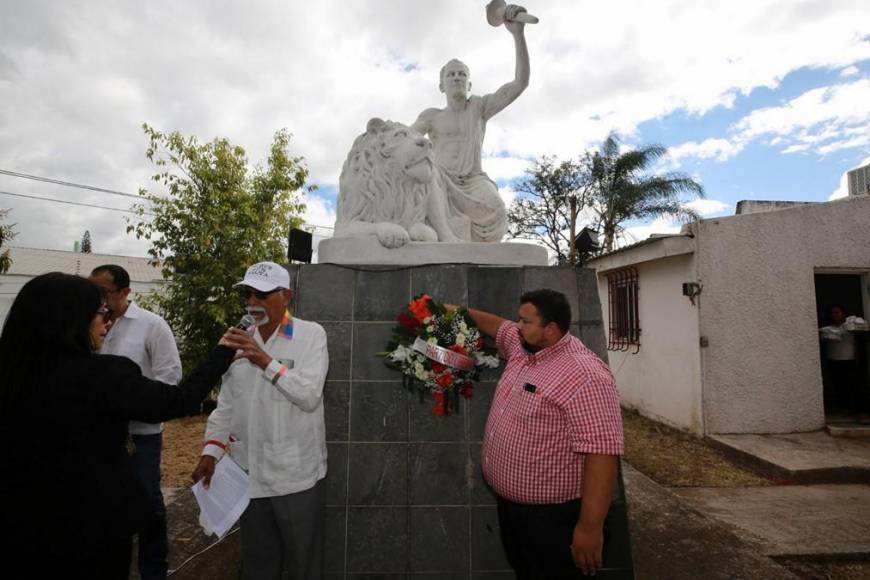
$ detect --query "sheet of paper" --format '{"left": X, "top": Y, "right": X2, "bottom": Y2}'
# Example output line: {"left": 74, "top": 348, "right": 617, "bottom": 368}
{"left": 192, "top": 455, "right": 249, "bottom": 538}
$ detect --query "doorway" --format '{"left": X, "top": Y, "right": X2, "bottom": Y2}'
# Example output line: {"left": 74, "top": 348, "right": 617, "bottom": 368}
{"left": 814, "top": 273, "right": 869, "bottom": 421}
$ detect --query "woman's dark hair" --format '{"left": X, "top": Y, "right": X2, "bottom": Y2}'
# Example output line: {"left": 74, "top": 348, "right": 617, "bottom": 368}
{"left": 520, "top": 288, "right": 571, "bottom": 333}
{"left": 0, "top": 272, "right": 102, "bottom": 410}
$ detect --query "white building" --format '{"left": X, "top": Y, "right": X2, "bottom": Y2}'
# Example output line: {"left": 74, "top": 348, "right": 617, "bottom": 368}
{"left": 0, "top": 247, "right": 166, "bottom": 321}
{"left": 587, "top": 195, "right": 870, "bottom": 435}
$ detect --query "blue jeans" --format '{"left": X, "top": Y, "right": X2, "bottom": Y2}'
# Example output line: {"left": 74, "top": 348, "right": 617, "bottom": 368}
{"left": 132, "top": 432, "right": 168, "bottom": 580}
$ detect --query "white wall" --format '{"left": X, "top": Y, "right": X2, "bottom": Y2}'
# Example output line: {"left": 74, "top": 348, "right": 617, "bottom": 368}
{"left": 0, "top": 273, "right": 162, "bottom": 323}
{"left": 697, "top": 195, "right": 870, "bottom": 434}
{"left": 598, "top": 254, "right": 704, "bottom": 433}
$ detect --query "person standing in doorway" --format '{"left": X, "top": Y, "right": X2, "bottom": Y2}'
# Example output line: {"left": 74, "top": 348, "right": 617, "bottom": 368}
{"left": 821, "top": 304, "right": 865, "bottom": 418}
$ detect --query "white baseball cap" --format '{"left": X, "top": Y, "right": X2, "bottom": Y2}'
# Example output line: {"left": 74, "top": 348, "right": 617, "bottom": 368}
{"left": 233, "top": 261, "right": 290, "bottom": 292}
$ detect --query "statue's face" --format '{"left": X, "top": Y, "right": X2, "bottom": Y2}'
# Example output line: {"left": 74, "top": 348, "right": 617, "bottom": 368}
{"left": 440, "top": 62, "right": 471, "bottom": 98}
{"left": 382, "top": 125, "right": 434, "bottom": 183}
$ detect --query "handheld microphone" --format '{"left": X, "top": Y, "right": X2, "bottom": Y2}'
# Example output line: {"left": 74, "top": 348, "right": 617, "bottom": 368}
{"left": 236, "top": 314, "right": 257, "bottom": 332}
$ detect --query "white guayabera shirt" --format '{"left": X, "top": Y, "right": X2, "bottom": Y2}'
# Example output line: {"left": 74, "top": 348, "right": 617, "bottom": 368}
{"left": 97, "top": 302, "right": 183, "bottom": 435}
{"left": 202, "top": 316, "right": 329, "bottom": 498}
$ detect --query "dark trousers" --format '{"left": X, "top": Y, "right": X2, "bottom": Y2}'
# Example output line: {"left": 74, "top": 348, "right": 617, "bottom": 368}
{"left": 132, "top": 432, "right": 169, "bottom": 580}
{"left": 827, "top": 359, "right": 866, "bottom": 412}
{"left": 497, "top": 495, "right": 606, "bottom": 580}
{"left": 239, "top": 478, "right": 326, "bottom": 580}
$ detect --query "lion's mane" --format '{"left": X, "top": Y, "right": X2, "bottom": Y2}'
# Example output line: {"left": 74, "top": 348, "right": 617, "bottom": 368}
{"left": 335, "top": 119, "right": 430, "bottom": 230}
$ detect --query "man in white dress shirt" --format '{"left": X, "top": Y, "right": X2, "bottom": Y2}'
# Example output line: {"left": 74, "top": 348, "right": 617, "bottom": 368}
{"left": 90, "top": 264, "right": 182, "bottom": 580}
{"left": 191, "top": 261, "right": 329, "bottom": 580}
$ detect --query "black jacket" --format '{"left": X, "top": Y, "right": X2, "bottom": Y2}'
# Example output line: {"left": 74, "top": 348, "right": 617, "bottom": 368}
{"left": 0, "top": 345, "right": 234, "bottom": 573}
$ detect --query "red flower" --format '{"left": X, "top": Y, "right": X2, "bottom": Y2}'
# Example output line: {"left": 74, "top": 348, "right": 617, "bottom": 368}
{"left": 476, "top": 336, "right": 485, "bottom": 349}
{"left": 449, "top": 344, "right": 467, "bottom": 356}
{"left": 432, "top": 362, "right": 446, "bottom": 374}
{"left": 408, "top": 294, "right": 432, "bottom": 322}
{"left": 432, "top": 391, "right": 446, "bottom": 416}
{"left": 460, "top": 382, "right": 474, "bottom": 399}
{"left": 436, "top": 372, "right": 453, "bottom": 388}
{"left": 397, "top": 311, "right": 420, "bottom": 331}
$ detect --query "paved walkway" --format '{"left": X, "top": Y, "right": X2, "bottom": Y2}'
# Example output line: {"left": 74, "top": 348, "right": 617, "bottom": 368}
{"left": 673, "top": 484, "right": 870, "bottom": 557}
{"left": 709, "top": 430, "right": 870, "bottom": 483}
{"left": 623, "top": 465, "right": 799, "bottom": 580}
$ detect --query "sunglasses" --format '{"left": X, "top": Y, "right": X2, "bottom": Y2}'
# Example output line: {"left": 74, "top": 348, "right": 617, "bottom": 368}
{"left": 97, "top": 306, "right": 112, "bottom": 322}
{"left": 241, "top": 287, "right": 283, "bottom": 300}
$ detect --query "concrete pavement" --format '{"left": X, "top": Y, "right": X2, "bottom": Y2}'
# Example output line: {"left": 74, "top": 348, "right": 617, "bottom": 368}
{"left": 708, "top": 430, "right": 870, "bottom": 483}
{"left": 672, "top": 484, "right": 870, "bottom": 557}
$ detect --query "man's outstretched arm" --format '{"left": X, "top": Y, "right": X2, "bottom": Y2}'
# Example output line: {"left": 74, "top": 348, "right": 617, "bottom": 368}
{"left": 446, "top": 304, "right": 506, "bottom": 339}
{"left": 483, "top": 7, "right": 530, "bottom": 120}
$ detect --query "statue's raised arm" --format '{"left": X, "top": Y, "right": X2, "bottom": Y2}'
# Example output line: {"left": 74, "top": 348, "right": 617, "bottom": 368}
{"left": 481, "top": 3, "right": 531, "bottom": 121}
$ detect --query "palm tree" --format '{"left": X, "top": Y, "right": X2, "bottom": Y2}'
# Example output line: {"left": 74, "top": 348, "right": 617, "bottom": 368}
{"left": 588, "top": 132, "right": 704, "bottom": 252}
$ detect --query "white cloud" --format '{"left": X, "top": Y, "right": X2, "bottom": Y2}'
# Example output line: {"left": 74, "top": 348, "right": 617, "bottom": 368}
{"left": 482, "top": 156, "right": 532, "bottom": 182}
{"left": 498, "top": 185, "right": 518, "bottom": 208}
{"left": 303, "top": 193, "right": 337, "bottom": 231}
{"left": 1, "top": 0, "right": 869, "bottom": 254}
{"left": 732, "top": 78, "right": 870, "bottom": 155}
{"left": 620, "top": 218, "right": 682, "bottom": 247}
{"left": 668, "top": 138, "right": 745, "bottom": 164}
{"left": 829, "top": 156, "right": 870, "bottom": 200}
{"left": 840, "top": 65, "right": 859, "bottom": 77}
{"left": 669, "top": 78, "right": 870, "bottom": 166}
{"left": 684, "top": 199, "right": 730, "bottom": 216}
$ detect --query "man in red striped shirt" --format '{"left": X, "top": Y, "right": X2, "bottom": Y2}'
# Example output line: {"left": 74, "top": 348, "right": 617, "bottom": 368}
{"left": 461, "top": 289, "right": 624, "bottom": 578}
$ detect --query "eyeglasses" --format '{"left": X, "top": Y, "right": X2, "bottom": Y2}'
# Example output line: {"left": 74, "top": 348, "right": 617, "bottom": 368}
{"left": 97, "top": 306, "right": 112, "bottom": 322}
{"left": 241, "top": 287, "right": 283, "bottom": 300}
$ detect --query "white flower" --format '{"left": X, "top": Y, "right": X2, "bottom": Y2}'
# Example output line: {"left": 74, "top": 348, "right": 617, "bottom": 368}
{"left": 456, "top": 333, "right": 467, "bottom": 346}
{"left": 423, "top": 316, "right": 432, "bottom": 324}
{"left": 427, "top": 325, "right": 435, "bottom": 333}
{"left": 427, "top": 337, "right": 438, "bottom": 345}
{"left": 389, "top": 345, "right": 414, "bottom": 364}
{"left": 474, "top": 352, "right": 500, "bottom": 368}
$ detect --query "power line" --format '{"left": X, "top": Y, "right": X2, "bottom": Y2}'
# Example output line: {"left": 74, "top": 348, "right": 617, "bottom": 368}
{"left": 0, "top": 168, "right": 142, "bottom": 199}
{"left": 0, "top": 186, "right": 335, "bottom": 231}
{"left": 0, "top": 189, "right": 153, "bottom": 216}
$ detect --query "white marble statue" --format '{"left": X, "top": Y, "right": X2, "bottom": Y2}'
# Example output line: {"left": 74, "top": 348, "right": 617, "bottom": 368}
{"left": 333, "top": 3, "right": 533, "bottom": 249}
{"left": 334, "top": 118, "right": 462, "bottom": 248}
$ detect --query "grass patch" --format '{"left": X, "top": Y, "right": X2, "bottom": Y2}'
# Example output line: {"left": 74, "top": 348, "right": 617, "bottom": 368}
{"left": 622, "top": 409, "right": 776, "bottom": 487}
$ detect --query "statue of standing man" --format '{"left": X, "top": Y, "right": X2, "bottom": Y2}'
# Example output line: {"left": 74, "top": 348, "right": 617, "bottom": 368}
{"left": 412, "top": 4, "right": 531, "bottom": 243}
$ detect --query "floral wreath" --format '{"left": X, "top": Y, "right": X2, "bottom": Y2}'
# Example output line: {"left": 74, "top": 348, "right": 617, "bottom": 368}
{"left": 382, "top": 294, "right": 499, "bottom": 415}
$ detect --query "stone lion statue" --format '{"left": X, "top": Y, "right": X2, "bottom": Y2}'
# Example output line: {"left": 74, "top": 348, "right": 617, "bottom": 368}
{"left": 334, "top": 118, "right": 461, "bottom": 248}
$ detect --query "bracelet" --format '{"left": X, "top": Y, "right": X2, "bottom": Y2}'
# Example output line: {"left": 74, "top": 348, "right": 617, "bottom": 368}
{"left": 270, "top": 364, "right": 287, "bottom": 385}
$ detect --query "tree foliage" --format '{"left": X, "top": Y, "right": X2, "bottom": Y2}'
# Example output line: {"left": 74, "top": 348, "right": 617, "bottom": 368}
{"left": 507, "top": 133, "right": 705, "bottom": 260}
{"left": 127, "top": 124, "right": 308, "bottom": 371}
{"left": 588, "top": 132, "right": 704, "bottom": 252}
{"left": 507, "top": 156, "right": 591, "bottom": 264}
{"left": 81, "top": 230, "right": 92, "bottom": 253}
{"left": 0, "top": 209, "right": 16, "bottom": 274}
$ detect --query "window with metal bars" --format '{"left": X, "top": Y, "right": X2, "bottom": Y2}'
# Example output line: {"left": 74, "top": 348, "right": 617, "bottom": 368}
{"left": 606, "top": 267, "right": 640, "bottom": 352}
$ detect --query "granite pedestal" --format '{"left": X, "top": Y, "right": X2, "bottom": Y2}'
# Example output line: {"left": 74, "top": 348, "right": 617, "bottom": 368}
{"left": 286, "top": 263, "right": 632, "bottom": 579}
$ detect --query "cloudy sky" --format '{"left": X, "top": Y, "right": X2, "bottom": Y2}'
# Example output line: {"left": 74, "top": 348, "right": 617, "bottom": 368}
{"left": 1, "top": 0, "right": 868, "bottom": 257}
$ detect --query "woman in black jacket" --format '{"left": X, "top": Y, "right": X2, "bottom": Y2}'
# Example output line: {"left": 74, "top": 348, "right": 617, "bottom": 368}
{"left": 0, "top": 272, "right": 242, "bottom": 579}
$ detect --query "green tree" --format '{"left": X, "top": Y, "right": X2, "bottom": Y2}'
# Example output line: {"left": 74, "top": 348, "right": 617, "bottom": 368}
{"left": 127, "top": 124, "right": 308, "bottom": 371}
{"left": 588, "top": 132, "right": 704, "bottom": 252}
{"left": 81, "top": 230, "right": 92, "bottom": 253}
{"left": 0, "top": 209, "right": 16, "bottom": 274}
{"left": 507, "top": 156, "right": 591, "bottom": 264}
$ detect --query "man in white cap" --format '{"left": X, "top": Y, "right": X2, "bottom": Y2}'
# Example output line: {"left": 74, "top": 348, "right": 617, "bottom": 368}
{"left": 191, "top": 261, "right": 329, "bottom": 580}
